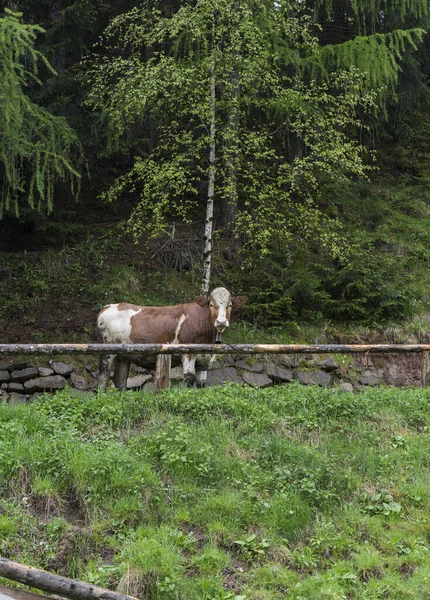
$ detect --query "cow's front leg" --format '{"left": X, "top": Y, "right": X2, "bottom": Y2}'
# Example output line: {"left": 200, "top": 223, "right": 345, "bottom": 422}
{"left": 182, "top": 354, "right": 196, "bottom": 387}
{"left": 113, "top": 357, "right": 130, "bottom": 391}
{"left": 195, "top": 355, "right": 211, "bottom": 388}
{"left": 98, "top": 354, "right": 115, "bottom": 391}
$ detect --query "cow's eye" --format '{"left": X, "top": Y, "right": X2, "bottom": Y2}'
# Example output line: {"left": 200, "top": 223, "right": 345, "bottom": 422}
{"left": 210, "top": 303, "right": 214, "bottom": 308}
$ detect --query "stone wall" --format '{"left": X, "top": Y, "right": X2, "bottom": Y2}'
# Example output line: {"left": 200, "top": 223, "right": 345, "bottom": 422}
{"left": 0, "top": 351, "right": 422, "bottom": 403}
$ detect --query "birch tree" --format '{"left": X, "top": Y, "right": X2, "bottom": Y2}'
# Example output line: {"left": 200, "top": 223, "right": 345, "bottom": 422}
{"left": 85, "top": 0, "right": 387, "bottom": 285}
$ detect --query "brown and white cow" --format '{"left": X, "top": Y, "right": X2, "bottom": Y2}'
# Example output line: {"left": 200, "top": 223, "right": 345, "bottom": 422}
{"left": 97, "top": 287, "right": 247, "bottom": 389}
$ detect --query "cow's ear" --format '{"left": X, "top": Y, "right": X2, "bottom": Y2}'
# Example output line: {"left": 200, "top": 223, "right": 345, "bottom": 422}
{"left": 232, "top": 296, "right": 248, "bottom": 310}
{"left": 194, "top": 294, "right": 209, "bottom": 307}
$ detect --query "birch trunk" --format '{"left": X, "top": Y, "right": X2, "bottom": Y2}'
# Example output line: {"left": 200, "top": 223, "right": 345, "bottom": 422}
{"left": 202, "top": 57, "right": 216, "bottom": 295}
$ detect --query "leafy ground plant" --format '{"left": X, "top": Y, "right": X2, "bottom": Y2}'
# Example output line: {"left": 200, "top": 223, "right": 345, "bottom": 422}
{"left": 1, "top": 383, "right": 430, "bottom": 598}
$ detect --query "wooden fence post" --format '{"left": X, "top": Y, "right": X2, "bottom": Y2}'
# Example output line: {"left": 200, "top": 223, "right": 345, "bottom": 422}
{"left": 155, "top": 354, "right": 171, "bottom": 392}
{"left": 420, "top": 351, "right": 430, "bottom": 388}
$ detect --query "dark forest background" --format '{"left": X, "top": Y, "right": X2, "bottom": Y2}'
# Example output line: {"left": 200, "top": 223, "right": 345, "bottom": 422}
{"left": 2, "top": 0, "right": 430, "bottom": 342}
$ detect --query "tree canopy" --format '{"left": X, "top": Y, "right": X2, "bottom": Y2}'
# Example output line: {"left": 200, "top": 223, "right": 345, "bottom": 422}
{"left": 85, "top": 0, "right": 381, "bottom": 259}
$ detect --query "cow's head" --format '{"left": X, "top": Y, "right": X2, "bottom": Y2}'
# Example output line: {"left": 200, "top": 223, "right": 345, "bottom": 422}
{"left": 195, "top": 287, "right": 248, "bottom": 332}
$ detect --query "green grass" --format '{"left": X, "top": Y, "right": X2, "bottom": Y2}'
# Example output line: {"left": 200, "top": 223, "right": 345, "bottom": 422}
{"left": 1, "top": 383, "right": 430, "bottom": 598}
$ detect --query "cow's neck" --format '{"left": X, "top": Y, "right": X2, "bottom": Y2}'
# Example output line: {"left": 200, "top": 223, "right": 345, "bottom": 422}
{"left": 198, "top": 304, "right": 218, "bottom": 343}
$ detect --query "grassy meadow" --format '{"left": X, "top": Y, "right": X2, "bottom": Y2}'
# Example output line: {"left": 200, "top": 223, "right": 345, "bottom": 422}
{"left": 1, "top": 383, "right": 430, "bottom": 599}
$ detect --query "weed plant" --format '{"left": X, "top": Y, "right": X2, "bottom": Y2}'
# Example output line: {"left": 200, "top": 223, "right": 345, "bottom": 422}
{"left": 1, "top": 383, "right": 430, "bottom": 598}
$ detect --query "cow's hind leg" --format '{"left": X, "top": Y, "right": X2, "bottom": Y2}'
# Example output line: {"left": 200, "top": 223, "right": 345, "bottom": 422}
{"left": 98, "top": 354, "right": 115, "bottom": 391}
{"left": 196, "top": 369, "right": 207, "bottom": 388}
{"left": 196, "top": 354, "right": 214, "bottom": 388}
{"left": 195, "top": 355, "right": 211, "bottom": 388}
{"left": 113, "top": 357, "right": 131, "bottom": 391}
{"left": 182, "top": 354, "right": 196, "bottom": 387}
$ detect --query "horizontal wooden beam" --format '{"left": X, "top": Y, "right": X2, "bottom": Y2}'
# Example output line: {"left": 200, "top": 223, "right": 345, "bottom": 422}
{"left": 1, "top": 343, "right": 430, "bottom": 356}
{"left": 0, "top": 558, "right": 137, "bottom": 600}
{"left": 0, "top": 583, "right": 51, "bottom": 600}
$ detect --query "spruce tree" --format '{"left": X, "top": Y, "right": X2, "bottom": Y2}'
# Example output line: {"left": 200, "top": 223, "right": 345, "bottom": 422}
{"left": 0, "top": 9, "right": 81, "bottom": 218}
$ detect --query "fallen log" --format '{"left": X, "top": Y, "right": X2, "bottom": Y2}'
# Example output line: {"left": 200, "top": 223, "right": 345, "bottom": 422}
{"left": 0, "top": 559, "right": 138, "bottom": 600}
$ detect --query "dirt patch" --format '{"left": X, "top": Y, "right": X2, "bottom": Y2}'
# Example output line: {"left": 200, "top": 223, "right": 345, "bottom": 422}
{"left": 47, "top": 525, "right": 92, "bottom": 575}
{"left": 399, "top": 562, "right": 417, "bottom": 578}
{"left": 222, "top": 561, "right": 248, "bottom": 593}
{"left": 0, "top": 301, "right": 97, "bottom": 343}
{"left": 29, "top": 494, "right": 87, "bottom": 527}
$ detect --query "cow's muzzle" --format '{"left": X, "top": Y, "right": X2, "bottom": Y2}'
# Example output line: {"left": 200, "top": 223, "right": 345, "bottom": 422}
{"left": 215, "top": 317, "right": 229, "bottom": 332}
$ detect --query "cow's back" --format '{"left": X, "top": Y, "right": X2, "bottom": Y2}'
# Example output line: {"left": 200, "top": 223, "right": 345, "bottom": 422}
{"left": 97, "top": 301, "right": 214, "bottom": 344}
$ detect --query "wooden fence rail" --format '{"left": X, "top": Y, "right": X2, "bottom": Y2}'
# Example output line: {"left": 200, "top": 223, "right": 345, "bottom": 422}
{"left": 2, "top": 342, "right": 430, "bottom": 355}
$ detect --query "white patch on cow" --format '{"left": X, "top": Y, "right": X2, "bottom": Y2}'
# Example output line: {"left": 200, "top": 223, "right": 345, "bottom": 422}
{"left": 211, "top": 287, "right": 231, "bottom": 329}
{"left": 173, "top": 314, "right": 188, "bottom": 343}
{"left": 97, "top": 304, "right": 142, "bottom": 343}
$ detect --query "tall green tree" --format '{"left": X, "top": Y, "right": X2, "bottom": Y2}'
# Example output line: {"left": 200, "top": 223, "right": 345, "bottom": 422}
{"left": 0, "top": 9, "right": 81, "bottom": 218}
{"left": 85, "top": 0, "right": 377, "bottom": 287}
{"left": 307, "top": 0, "right": 428, "bottom": 129}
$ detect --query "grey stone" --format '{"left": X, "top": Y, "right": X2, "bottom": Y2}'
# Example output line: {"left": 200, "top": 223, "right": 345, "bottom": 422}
{"left": 38, "top": 367, "right": 54, "bottom": 377}
{"left": 266, "top": 363, "right": 294, "bottom": 382}
{"left": 70, "top": 372, "right": 90, "bottom": 390}
{"left": 7, "top": 382, "right": 25, "bottom": 393}
{"left": 242, "top": 371, "right": 273, "bottom": 388}
{"left": 10, "top": 367, "right": 39, "bottom": 383}
{"left": 279, "top": 355, "right": 302, "bottom": 368}
{"left": 236, "top": 360, "right": 264, "bottom": 373}
{"left": 23, "top": 375, "right": 66, "bottom": 393}
{"left": 143, "top": 381, "right": 156, "bottom": 392}
{"left": 0, "top": 370, "right": 10, "bottom": 382}
{"left": 0, "top": 390, "right": 10, "bottom": 401}
{"left": 338, "top": 382, "right": 354, "bottom": 393}
{"left": 317, "top": 357, "right": 340, "bottom": 372}
{"left": 208, "top": 359, "right": 227, "bottom": 370}
{"left": 357, "top": 371, "right": 382, "bottom": 386}
{"left": 50, "top": 362, "right": 73, "bottom": 376}
{"left": 295, "top": 371, "right": 332, "bottom": 386}
{"left": 222, "top": 355, "right": 236, "bottom": 366}
{"left": 86, "top": 364, "right": 97, "bottom": 378}
{"left": 0, "top": 360, "right": 27, "bottom": 372}
{"left": 8, "top": 392, "right": 27, "bottom": 404}
{"left": 170, "top": 366, "right": 184, "bottom": 380}
{"left": 0, "top": 383, "right": 8, "bottom": 390}
{"left": 207, "top": 367, "right": 243, "bottom": 386}
{"left": 126, "top": 374, "right": 152, "bottom": 389}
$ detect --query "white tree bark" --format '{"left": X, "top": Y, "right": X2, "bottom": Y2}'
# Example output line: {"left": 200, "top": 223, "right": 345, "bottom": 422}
{"left": 202, "top": 56, "right": 216, "bottom": 295}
